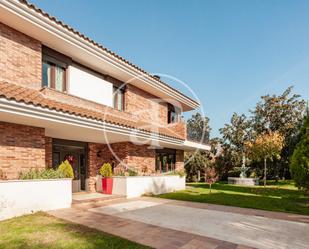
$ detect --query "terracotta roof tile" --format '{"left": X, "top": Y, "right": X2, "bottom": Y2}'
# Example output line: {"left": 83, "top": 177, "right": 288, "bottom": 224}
{"left": 18, "top": 0, "right": 198, "bottom": 107}
{"left": 0, "top": 81, "right": 183, "bottom": 140}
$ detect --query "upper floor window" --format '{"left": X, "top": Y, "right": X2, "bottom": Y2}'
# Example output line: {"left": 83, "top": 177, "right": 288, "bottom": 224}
{"left": 42, "top": 60, "right": 66, "bottom": 92}
{"left": 113, "top": 86, "right": 125, "bottom": 111}
{"left": 42, "top": 46, "right": 70, "bottom": 92}
{"left": 168, "top": 103, "right": 180, "bottom": 124}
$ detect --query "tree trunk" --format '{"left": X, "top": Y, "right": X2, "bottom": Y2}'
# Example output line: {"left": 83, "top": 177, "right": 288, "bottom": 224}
{"left": 264, "top": 158, "right": 267, "bottom": 187}
{"left": 209, "top": 183, "right": 212, "bottom": 194}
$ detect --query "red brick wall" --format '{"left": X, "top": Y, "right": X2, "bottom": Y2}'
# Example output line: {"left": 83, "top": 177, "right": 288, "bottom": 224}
{"left": 88, "top": 142, "right": 155, "bottom": 174}
{"left": 167, "top": 121, "right": 186, "bottom": 140}
{"left": 0, "top": 122, "right": 46, "bottom": 179}
{"left": 87, "top": 141, "right": 184, "bottom": 191}
{"left": 176, "top": 150, "right": 184, "bottom": 170}
{"left": 0, "top": 22, "right": 42, "bottom": 89}
{"left": 45, "top": 137, "right": 52, "bottom": 168}
{"left": 125, "top": 84, "right": 168, "bottom": 125}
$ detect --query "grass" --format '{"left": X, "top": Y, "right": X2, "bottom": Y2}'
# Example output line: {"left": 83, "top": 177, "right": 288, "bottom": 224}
{"left": 157, "top": 180, "right": 309, "bottom": 215}
{"left": 0, "top": 212, "right": 150, "bottom": 249}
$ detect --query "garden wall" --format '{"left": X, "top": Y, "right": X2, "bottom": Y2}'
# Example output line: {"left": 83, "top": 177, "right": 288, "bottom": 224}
{"left": 0, "top": 179, "right": 72, "bottom": 220}
{"left": 96, "top": 175, "right": 185, "bottom": 198}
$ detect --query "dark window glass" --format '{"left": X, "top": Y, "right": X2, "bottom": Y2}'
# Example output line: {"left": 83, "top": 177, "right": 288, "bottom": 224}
{"left": 55, "top": 66, "right": 65, "bottom": 91}
{"left": 42, "top": 61, "right": 52, "bottom": 88}
{"left": 155, "top": 149, "right": 176, "bottom": 173}
{"left": 42, "top": 55, "right": 66, "bottom": 92}
{"left": 113, "top": 86, "right": 124, "bottom": 111}
{"left": 168, "top": 104, "right": 180, "bottom": 124}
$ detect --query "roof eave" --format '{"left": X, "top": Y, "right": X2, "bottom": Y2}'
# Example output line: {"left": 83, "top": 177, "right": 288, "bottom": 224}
{"left": 0, "top": 0, "right": 199, "bottom": 111}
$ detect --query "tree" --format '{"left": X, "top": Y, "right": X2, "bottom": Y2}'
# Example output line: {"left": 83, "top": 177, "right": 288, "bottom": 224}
{"left": 290, "top": 114, "right": 309, "bottom": 191}
{"left": 204, "top": 165, "right": 218, "bottom": 193}
{"left": 185, "top": 151, "right": 210, "bottom": 182}
{"left": 250, "top": 86, "right": 306, "bottom": 178}
{"left": 187, "top": 112, "right": 211, "bottom": 144}
{"left": 219, "top": 113, "right": 252, "bottom": 168}
{"left": 245, "top": 131, "right": 284, "bottom": 186}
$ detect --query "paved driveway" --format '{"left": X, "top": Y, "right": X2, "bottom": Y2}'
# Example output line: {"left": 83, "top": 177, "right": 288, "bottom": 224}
{"left": 88, "top": 199, "right": 309, "bottom": 249}
{"left": 50, "top": 197, "right": 309, "bottom": 249}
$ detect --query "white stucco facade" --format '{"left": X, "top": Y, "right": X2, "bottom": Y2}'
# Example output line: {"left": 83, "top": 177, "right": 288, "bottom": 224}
{"left": 69, "top": 64, "right": 113, "bottom": 107}
{"left": 0, "top": 179, "right": 72, "bottom": 221}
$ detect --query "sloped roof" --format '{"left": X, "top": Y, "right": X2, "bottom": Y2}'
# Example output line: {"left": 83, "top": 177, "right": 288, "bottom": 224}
{"left": 0, "top": 81, "right": 184, "bottom": 140}
{"left": 18, "top": 0, "right": 199, "bottom": 107}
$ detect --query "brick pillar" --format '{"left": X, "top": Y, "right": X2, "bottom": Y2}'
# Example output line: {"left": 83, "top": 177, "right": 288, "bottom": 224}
{"left": 87, "top": 143, "right": 97, "bottom": 192}
{"left": 45, "top": 137, "right": 53, "bottom": 168}
{"left": 175, "top": 150, "right": 184, "bottom": 171}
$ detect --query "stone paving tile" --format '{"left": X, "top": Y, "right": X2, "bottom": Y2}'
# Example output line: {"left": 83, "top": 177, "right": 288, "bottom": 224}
{"left": 49, "top": 196, "right": 309, "bottom": 248}
{"left": 49, "top": 207, "right": 244, "bottom": 249}
{"left": 140, "top": 197, "right": 309, "bottom": 224}
{"left": 236, "top": 245, "right": 256, "bottom": 249}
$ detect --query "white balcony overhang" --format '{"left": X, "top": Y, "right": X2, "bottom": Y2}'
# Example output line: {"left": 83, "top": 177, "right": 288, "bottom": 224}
{"left": 0, "top": 0, "right": 199, "bottom": 111}
{"left": 0, "top": 97, "right": 209, "bottom": 151}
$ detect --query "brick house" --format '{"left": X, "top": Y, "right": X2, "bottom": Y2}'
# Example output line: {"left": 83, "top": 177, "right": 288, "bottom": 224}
{"left": 0, "top": 0, "right": 209, "bottom": 192}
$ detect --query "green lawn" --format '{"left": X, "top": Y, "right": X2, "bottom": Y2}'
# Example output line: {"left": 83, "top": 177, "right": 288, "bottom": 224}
{"left": 157, "top": 180, "right": 309, "bottom": 215}
{"left": 0, "top": 212, "right": 150, "bottom": 249}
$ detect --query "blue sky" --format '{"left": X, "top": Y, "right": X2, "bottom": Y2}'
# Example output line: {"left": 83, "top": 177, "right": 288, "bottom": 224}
{"left": 31, "top": 0, "right": 309, "bottom": 137}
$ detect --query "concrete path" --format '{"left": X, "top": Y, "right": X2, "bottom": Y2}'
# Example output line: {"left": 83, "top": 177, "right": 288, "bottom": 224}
{"left": 49, "top": 197, "right": 309, "bottom": 249}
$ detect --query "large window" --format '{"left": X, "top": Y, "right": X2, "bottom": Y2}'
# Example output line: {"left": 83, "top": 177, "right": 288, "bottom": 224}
{"left": 168, "top": 104, "right": 180, "bottom": 124}
{"left": 42, "top": 46, "right": 70, "bottom": 92}
{"left": 42, "top": 60, "right": 66, "bottom": 92}
{"left": 155, "top": 149, "right": 176, "bottom": 173}
{"left": 113, "top": 86, "right": 125, "bottom": 111}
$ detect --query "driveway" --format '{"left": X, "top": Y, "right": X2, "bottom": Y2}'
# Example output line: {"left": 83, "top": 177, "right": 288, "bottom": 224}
{"left": 50, "top": 197, "right": 309, "bottom": 249}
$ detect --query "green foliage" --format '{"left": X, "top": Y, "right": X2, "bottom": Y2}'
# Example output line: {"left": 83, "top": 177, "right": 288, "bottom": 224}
{"left": 250, "top": 86, "right": 306, "bottom": 178}
{"left": 167, "top": 169, "right": 186, "bottom": 177}
{"left": 19, "top": 168, "right": 63, "bottom": 180}
{"left": 99, "top": 163, "right": 113, "bottom": 177}
{"left": 218, "top": 87, "right": 306, "bottom": 180}
{"left": 290, "top": 115, "right": 309, "bottom": 190}
{"left": 187, "top": 112, "right": 211, "bottom": 144}
{"left": 175, "top": 168, "right": 186, "bottom": 177}
{"left": 218, "top": 113, "right": 252, "bottom": 179}
{"left": 220, "top": 113, "right": 252, "bottom": 164}
{"left": 128, "top": 168, "right": 138, "bottom": 176}
{"left": 185, "top": 151, "right": 210, "bottom": 182}
{"left": 57, "top": 160, "right": 74, "bottom": 178}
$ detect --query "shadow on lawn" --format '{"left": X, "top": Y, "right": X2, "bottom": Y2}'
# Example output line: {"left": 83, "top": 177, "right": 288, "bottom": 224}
{"left": 186, "top": 182, "right": 304, "bottom": 198}
{"left": 162, "top": 191, "right": 309, "bottom": 215}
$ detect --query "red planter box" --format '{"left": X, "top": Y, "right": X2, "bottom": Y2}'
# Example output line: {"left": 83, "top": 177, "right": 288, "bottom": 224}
{"left": 102, "top": 177, "right": 113, "bottom": 194}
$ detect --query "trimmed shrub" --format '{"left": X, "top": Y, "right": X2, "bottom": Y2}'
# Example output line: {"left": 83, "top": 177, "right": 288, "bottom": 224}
{"left": 175, "top": 169, "right": 186, "bottom": 177}
{"left": 290, "top": 115, "right": 309, "bottom": 191}
{"left": 19, "top": 168, "right": 63, "bottom": 180}
{"left": 128, "top": 168, "right": 138, "bottom": 176}
{"left": 57, "top": 160, "right": 74, "bottom": 178}
{"left": 99, "top": 163, "right": 113, "bottom": 177}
